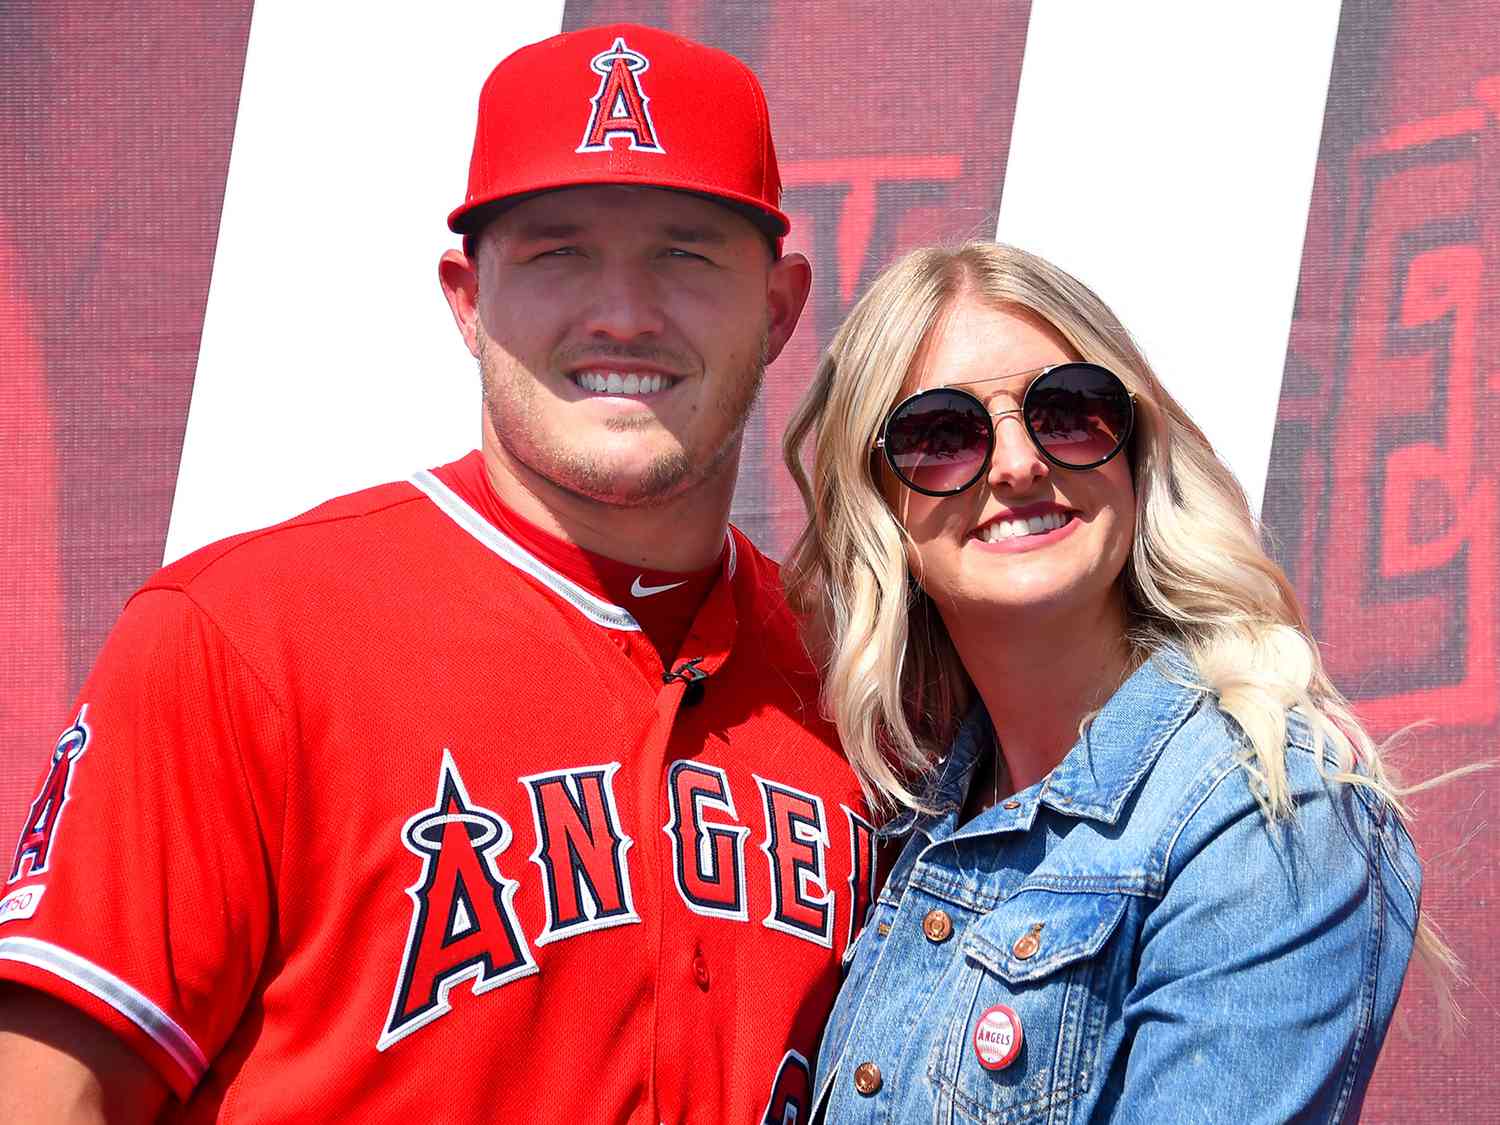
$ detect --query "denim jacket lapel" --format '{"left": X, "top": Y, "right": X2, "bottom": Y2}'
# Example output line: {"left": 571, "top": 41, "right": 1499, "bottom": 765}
{"left": 1041, "top": 646, "right": 1205, "bottom": 825}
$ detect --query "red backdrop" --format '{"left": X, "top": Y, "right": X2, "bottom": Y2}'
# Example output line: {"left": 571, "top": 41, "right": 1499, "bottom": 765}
{"left": 1, "top": 1, "right": 1495, "bottom": 1116}
{"left": 1263, "top": 0, "right": 1500, "bottom": 1114}
{"left": 0, "top": 0, "right": 253, "bottom": 842}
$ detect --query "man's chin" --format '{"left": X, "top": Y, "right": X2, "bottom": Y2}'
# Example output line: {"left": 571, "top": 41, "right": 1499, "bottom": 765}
{"left": 558, "top": 451, "right": 697, "bottom": 509}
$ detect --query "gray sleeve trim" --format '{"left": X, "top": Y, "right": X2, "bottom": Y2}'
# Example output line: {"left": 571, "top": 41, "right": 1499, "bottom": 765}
{"left": 0, "top": 936, "right": 207, "bottom": 1085}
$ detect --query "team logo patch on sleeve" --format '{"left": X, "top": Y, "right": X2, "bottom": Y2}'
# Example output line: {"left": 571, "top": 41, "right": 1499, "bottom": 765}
{"left": 577, "top": 36, "right": 665, "bottom": 155}
{"left": 9, "top": 707, "right": 90, "bottom": 885}
{"left": 0, "top": 884, "right": 46, "bottom": 924}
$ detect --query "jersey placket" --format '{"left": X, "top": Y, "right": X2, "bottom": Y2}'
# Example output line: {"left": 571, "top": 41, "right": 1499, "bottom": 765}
{"left": 635, "top": 559, "right": 740, "bottom": 1124}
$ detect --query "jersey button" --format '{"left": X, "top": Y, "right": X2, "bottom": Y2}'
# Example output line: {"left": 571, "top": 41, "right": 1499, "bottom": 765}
{"left": 853, "top": 1061, "right": 882, "bottom": 1096}
{"left": 692, "top": 951, "right": 711, "bottom": 991}
{"left": 922, "top": 908, "right": 953, "bottom": 943}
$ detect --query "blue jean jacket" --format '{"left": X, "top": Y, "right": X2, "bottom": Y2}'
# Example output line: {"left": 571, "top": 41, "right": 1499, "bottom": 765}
{"left": 813, "top": 649, "right": 1421, "bottom": 1123}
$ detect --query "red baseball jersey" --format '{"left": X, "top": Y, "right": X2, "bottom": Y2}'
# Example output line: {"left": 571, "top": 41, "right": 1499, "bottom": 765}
{"left": 0, "top": 455, "right": 875, "bottom": 1123}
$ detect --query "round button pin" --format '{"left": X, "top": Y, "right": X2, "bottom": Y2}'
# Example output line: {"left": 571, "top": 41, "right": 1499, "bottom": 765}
{"left": 973, "top": 1003, "right": 1023, "bottom": 1071}
{"left": 853, "top": 1060, "right": 882, "bottom": 1095}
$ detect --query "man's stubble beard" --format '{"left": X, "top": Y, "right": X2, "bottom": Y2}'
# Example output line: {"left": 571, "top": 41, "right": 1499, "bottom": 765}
{"left": 476, "top": 321, "right": 768, "bottom": 509}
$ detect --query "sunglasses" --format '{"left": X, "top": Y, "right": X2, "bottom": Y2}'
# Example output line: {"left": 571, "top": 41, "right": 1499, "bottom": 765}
{"left": 874, "top": 362, "right": 1135, "bottom": 496}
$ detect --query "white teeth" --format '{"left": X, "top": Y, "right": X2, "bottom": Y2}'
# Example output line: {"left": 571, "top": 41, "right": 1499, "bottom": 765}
{"left": 574, "top": 372, "right": 668, "bottom": 396}
{"left": 979, "top": 511, "right": 1069, "bottom": 542}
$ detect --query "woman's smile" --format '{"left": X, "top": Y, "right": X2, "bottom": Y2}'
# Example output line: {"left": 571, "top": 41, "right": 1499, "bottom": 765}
{"left": 969, "top": 503, "right": 1079, "bottom": 551}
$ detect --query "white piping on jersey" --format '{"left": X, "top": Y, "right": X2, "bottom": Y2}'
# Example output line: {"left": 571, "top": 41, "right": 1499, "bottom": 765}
{"left": 411, "top": 469, "right": 737, "bottom": 631}
{"left": 412, "top": 470, "right": 640, "bottom": 631}
{"left": 0, "top": 935, "right": 207, "bottom": 1085}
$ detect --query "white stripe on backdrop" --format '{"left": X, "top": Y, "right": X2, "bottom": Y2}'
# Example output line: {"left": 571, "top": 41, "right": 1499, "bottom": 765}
{"left": 996, "top": 2, "right": 1342, "bottom": 516}
{"left": 169, "top": 3, "right": 1339, "bottom": 561}
{"left": 164, "top": 2, "right": 567, "bottom": 563}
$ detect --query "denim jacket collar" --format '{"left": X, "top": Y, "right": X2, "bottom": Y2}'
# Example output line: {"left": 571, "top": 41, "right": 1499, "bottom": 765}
{"left": 1043, "top": 645, "right": 1203, "bottom": 824}
{"left": 880, "top": 645, "right": 1204, "bottom": 840}
{"left": 877, "top": 704, "right": 990, "bottom": 840}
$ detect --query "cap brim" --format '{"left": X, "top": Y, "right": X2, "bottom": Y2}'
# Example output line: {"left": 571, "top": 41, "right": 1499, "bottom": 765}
{"left": 447, "top": 177, "right": 790, "bottom": 239}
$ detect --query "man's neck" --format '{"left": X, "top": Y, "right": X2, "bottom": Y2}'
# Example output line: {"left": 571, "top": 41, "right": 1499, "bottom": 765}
{"left": 479, "top": 443, "right": 736, "bottom": 572}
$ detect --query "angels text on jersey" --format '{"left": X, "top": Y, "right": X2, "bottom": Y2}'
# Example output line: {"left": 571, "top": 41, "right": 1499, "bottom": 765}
{"left": 380, "top": 751, "right": 875, "bottom": 1052}
{"left": 3, "top": 711, "right": 873, "bottom": 1113}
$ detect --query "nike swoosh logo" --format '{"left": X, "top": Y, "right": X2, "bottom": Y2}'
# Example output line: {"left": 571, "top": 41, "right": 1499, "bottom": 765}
{"left": 631, "top": 576, "right": 687, "bottom": 598}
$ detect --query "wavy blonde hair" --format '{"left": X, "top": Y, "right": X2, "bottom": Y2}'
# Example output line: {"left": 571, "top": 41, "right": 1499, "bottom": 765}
{"left": 782, "top": 241, "right": 1460, "bottom": 1013}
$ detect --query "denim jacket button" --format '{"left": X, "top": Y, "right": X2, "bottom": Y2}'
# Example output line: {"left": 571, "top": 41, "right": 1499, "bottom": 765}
{"left": 1002, "top": 799, "right": 1020, "bottom": 810}
{"left": 1012, "top": 922, "right": 1044, "bottom": 960}
{"left": 922, "top": 908, "right": 953, "bottom": 943}
{"left": 853, "top": 1061, "right": 883, "bottom": 1096}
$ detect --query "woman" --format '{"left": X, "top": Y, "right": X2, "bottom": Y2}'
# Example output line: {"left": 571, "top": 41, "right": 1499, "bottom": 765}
{"left": 783, "top": 243, "right": 1448, "bottom": 1122}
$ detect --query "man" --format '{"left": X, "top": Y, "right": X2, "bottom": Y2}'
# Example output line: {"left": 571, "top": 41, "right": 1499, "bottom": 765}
{"left": 0, "top": 24, "right": 875, "bottom": 1123}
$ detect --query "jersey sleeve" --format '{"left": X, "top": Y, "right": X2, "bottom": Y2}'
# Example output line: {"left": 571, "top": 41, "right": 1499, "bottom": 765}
{"left": 0, "top": 587, "right": 286, "bottom": 1100}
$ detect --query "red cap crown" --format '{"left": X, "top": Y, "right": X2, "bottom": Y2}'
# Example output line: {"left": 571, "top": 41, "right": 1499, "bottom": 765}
{"left": 449, "top": 24, "right": 789, "bottom": 240}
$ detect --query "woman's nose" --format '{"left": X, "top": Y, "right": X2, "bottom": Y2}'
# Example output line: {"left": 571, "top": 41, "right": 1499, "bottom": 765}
{"left": 986, "top": 410, "right": 1049, "bottom": 491}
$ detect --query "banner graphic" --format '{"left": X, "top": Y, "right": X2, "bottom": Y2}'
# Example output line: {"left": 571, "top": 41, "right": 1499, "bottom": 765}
{"left": 1264, "top": 1, "right": 1500, "bottom": 1111}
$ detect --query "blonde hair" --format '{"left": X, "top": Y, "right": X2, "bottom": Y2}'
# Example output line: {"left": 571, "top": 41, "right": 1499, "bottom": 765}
{"left": 782, "top": 241, "right": 1461, "bottom": 1015}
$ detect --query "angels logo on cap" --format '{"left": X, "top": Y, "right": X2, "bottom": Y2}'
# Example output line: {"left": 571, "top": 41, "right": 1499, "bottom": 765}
{"left": 577, "top": 37, "right": 665, "bottom": 155}
{"left": 448, "top": 24, "right": 791, "bottom": 244}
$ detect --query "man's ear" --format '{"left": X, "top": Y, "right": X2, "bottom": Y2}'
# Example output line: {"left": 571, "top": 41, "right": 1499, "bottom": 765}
{"left": 438, "top": 247, "right": 481, "bottom": 358}
{"left": 763, "top": 251, "right": 812, "bottom": 364}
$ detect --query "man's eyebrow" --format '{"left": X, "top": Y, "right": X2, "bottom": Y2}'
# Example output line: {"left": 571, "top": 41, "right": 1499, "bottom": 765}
{"left": 659, "top": 224, "right": 729, "bottom": 245}
{"left": 512, "top": 221, "right": 584, "bottom": 240}
{"left": 507, "top": 221, "right": 730, "bottom": 245}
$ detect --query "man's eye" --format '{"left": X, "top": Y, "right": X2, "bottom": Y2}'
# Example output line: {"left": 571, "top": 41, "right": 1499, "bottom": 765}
{"left": 665, "top": 248, "right": 709, "bottom": 261}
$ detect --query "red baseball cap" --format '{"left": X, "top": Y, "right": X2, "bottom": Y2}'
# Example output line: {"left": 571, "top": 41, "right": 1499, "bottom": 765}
{"left": 448, "top": 24, "right": 790, "bottom": 244}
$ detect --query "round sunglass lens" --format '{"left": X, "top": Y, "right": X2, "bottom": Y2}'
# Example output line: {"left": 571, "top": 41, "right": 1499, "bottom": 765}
{"left": 885, "top": 389, "right": 991, "bottom": 494}
{"left": 1025, "top": 365, "right": 1131, "bottom": 468}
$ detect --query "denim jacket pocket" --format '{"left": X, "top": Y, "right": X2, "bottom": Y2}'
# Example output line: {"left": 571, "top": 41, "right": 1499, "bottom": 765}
{"left": 929, "top": 888, "right": 1133, "bottom": 1125}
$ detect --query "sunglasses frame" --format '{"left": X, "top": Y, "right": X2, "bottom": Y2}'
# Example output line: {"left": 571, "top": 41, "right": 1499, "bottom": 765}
{"left": 873, "top": 362, "right": 1136, "bottom": 497}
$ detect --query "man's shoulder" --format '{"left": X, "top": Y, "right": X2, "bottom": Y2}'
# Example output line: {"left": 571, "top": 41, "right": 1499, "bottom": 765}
{"left": 147, "top": 476, "right": 434, "bottom": 597}
{"left": 725, "top": 528, "right": 804, "bottom": 645}
{"left": 727, "top": 525, "right": 799, "bottom": 605}
{"left": 717, "top": 528, "right": 830, "bottom": 733}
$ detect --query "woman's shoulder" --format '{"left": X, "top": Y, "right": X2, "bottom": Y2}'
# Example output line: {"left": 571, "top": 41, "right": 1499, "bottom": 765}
{"left": 1114, "top": 653, "right": 1415, "bottom": 890}
{"left": 1136, "top": 685, "right": 1418, "bottom": 909}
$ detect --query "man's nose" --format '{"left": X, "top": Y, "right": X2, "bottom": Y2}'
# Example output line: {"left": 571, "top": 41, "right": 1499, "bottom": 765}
{"left": 581, "top": 261, "right": 666, "bottom": 340}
